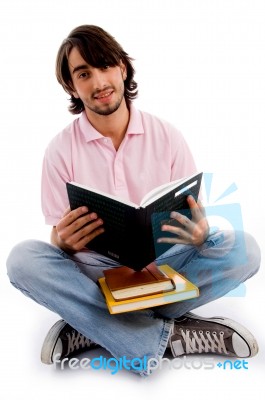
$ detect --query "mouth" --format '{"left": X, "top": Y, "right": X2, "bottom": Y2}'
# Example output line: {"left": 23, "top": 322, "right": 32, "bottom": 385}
{"left": 94, "top": 90, "right": 114, "bottom": 102}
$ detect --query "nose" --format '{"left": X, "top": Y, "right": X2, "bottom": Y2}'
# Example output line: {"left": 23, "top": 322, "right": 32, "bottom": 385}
{"left": 91, "top": 68, "right": 108, "bottom": 91}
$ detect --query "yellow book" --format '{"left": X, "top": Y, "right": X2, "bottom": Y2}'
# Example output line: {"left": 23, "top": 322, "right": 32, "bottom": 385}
{"left": 98, "top": 264, "right": 199, "bottom": 314}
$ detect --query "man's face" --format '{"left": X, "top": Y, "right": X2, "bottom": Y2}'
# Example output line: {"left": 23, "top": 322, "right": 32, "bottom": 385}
{"left": 68, "top": 47, "right": 127, "bottom": 116}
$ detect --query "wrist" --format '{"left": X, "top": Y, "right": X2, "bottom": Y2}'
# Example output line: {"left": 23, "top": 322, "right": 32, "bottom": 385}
{"left": 50, "top": 227, "right": 76, "bottom": 254}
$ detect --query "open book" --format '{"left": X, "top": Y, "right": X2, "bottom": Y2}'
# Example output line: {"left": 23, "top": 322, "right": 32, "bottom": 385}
{"left": 66, "top": 172, "right": 202, "bottom": 270}
{"left": 98, "top": 264, "right": 199, "bottom": 314}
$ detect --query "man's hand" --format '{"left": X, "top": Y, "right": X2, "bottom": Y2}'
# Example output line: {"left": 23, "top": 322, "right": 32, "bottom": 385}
{"left": 158, "top": 196, "right": 209, "bottom": 247}
{"left": 51, "top": 206, "right": 104, "bottom": 253}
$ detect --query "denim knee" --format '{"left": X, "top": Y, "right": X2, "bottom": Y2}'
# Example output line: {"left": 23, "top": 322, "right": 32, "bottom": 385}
{"left": 6, "top": 239, "right": 47, "bottom": 286}
{"left": 243, "top": 231, "right": 261, "bottom": 277}
{"left": 198, "top": 229, "right": 260, "bottom": 285}
{"left": 221, "top": 230, "right": 261, "bottom": 282}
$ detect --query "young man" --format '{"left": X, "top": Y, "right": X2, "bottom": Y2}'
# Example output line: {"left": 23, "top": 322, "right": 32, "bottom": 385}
{"left": 7, "top": 25, "right": 260, "bottom": 376}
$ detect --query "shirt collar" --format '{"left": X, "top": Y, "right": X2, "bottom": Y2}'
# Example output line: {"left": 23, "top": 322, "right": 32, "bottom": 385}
{"left": 79, "top": 104, "right": 144, "bottom": 143}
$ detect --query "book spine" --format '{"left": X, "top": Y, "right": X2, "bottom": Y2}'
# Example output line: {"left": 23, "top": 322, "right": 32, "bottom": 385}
{"left": 140, "top": 206, "right": 157, "bottom": 266}
{"left": 125, "top": 207, "right": 152, "bottom": 270}
{"left": 145, "top": 263, "right": 166, "bottom": 280}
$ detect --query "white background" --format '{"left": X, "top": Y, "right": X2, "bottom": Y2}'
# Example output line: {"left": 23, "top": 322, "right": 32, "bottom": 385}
{"left": 0, "top": 0, "right": 264, "bottom": 399}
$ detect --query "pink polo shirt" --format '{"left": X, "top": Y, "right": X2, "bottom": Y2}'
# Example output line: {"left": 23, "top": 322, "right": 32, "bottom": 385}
{"left": 41, "top": 105, "right": 197, "bottom": 226}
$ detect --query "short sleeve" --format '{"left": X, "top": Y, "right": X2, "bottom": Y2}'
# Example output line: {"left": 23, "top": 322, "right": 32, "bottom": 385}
{"left": 41, "top": 131, "right": 73, "bottom": 226}
{"left": 169, "top": 125, "right": 198, "bottom": 181}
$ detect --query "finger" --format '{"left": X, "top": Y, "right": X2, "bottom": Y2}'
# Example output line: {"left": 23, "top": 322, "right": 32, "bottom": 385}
{"left": 161, "top": 223, "right": 190, "bottom": 240}
{"left": 75, "top": 226, "right": 105, "bottom": 250}
{"left": 157, "top": 236, "right": 188, "bottom": 245}
{"left": 58, "top": 212, "right": 100, "bottom": 242}
{"left": 68, "top": 221, "right": 105, "bottom": 251}
{"left": 170, "top": 211, "right": 191, "bottom": 230}
{"left": 69, "top": 212, "right": 99, "bottom": 234}
{"left": 186, "top": 195, "right": 204, "bottom": 222}
{"left": 196, "top": 198, "right": 207, "bottom": 217}
{"left": 58, "top": 206, "right": 89, "bottom": 229}
{"left": 62, "top": 206, "right": 71, "bottom": 217}
{"left": 187, "top": 195, "right": 200, "bottom": 213}
{"left": 72, "top": 217, "right": 104, "bottom": 241}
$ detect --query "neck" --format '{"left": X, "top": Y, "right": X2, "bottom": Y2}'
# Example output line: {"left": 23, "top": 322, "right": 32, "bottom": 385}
{"left": 85, "top": 99, "right": 130, "bottom": 150}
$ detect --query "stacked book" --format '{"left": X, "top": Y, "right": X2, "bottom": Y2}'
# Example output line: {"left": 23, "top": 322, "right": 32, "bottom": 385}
{"left": 98, "top": 263, "right": 199, "bottom": 314}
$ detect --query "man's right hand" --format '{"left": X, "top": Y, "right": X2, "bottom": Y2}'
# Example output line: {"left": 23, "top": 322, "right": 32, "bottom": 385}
{"left": 51, "top": 206, "right": 104, "bottom": 253}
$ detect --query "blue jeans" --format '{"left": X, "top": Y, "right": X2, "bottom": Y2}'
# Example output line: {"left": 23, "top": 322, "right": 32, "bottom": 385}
{"left": 6, "top": 230, "right": 260, "bottom": 376}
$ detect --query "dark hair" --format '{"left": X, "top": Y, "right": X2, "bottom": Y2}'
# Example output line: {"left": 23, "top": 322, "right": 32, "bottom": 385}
{"left": 56, "top": 25, "right": 138, "bottom": 114}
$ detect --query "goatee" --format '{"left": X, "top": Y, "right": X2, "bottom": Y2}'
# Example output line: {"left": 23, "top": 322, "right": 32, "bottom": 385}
{"left": 88, "top": 99, "right": 122, "bottom": 116}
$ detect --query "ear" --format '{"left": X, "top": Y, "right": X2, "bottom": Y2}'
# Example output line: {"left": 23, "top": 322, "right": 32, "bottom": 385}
{"left": 71, "top": 91, "right": 80, "bottom": 99}
{"left": 68, "top": 82, "right": 79, "bottom": 99}
{"left": 120, "top": 60, "right": 127, "bottom": 80}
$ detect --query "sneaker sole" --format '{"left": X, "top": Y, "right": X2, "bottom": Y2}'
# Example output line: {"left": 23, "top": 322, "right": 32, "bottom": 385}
{"left": 41, "top": 319, "right": 67, "bottom": 364}
{"left": 185, "top": 312, "right": 259, "bottom": 357}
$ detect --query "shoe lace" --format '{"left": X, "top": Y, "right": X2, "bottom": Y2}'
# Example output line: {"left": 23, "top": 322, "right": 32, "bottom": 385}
{"left": 180, "top": 329, "right": 229, "bottom": 355}
{"left": 66, "top": 330, "right": 92, "bottom": 356}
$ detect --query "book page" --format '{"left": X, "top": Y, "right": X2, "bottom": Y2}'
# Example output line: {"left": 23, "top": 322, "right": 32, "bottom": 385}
{"left": 69, "top": 171, "right": 201, "bottom": 211}
{"left": 140, "top": 172, "right": 199, "bottom": 207}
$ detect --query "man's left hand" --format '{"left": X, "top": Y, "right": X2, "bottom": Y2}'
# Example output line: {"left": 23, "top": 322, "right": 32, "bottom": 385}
{"left": 158, "top": 195, "right": 209, "bottom": 246}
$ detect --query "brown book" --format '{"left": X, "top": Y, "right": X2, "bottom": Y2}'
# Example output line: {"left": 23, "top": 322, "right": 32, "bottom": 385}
{"left": 98, "top": 264, "right": 199, "bottom": 314}
{"left": 103, "top": 263, "right": 175, "bottom": 300}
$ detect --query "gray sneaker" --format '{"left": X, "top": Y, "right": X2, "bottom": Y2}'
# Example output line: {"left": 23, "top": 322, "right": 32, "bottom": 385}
{"left": 41, "top": 319, "right": 99, "bottom": 364}
{"left": 169, "top": 312, "right": 259, "bottom": 358}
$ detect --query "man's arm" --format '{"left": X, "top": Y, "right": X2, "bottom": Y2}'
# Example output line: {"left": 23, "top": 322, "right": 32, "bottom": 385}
{"left": 51, "top": 206, "right": 104, "bottom": 254}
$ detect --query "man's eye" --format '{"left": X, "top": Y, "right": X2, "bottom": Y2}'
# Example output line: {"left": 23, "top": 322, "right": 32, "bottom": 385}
{"left": 79, "top": 72, "right": 89, "bottom": 79}
{"left": 103, "top": 65, "right": 110, "bottom": 70}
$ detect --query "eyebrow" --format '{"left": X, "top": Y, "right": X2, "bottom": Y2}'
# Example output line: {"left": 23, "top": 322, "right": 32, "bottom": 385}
{"left": 71, "top": 64, "right": 90, "bottom": 75}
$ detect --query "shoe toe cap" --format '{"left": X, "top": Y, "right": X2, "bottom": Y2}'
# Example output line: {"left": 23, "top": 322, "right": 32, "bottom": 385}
{"left": 232, "top": 333, "right": 250, "bottom": 357}
{"left": 52, "top": 338, "right": 63, "bottom": 361}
